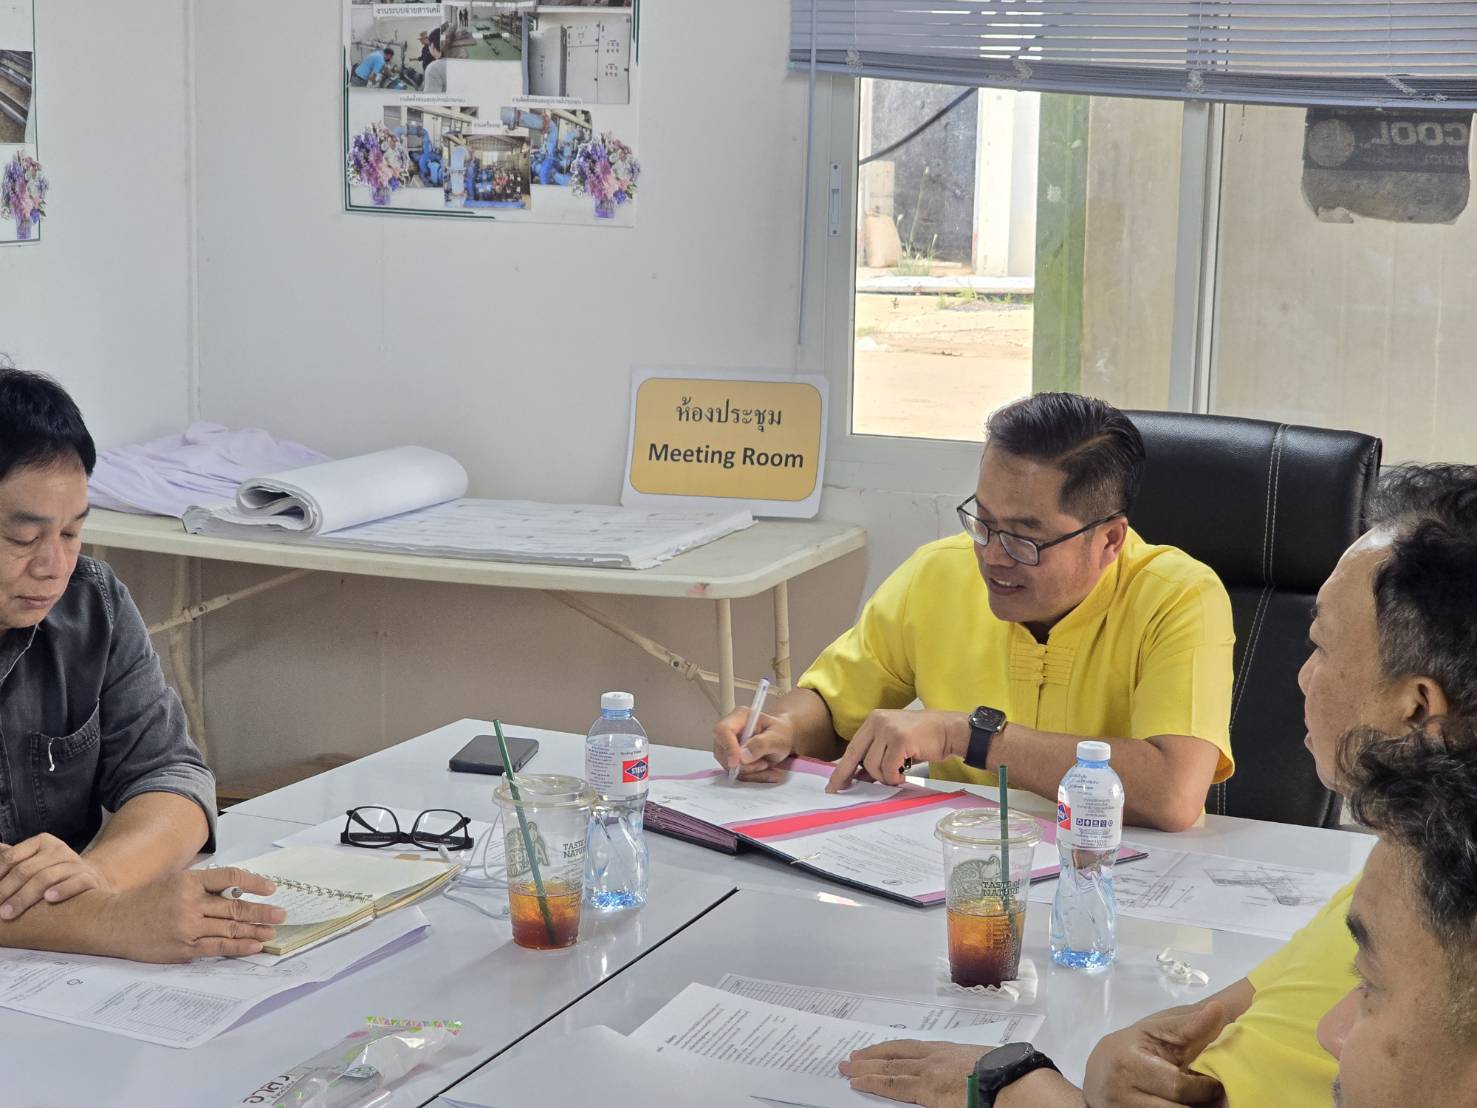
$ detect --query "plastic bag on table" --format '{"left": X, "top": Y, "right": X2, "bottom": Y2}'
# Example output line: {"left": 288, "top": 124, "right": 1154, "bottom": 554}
{"left": 239, "top": 1016, "right": 462, "bottom": 1108}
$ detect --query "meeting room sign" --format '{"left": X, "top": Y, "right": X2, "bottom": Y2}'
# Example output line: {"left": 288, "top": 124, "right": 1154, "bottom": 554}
{"left": 622, "top": 372, "right": 828, "bottom": 518}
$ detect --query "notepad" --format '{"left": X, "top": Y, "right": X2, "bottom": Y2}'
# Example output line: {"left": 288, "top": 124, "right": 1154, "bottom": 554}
{"left": 229, "top": 846, "right": 458, "bottom": 956}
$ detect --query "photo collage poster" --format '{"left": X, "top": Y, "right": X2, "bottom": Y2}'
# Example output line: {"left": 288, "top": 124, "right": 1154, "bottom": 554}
{"left": 343, "top": 1, "right": 641, "bottom": 226}
{"left": 0, "top": 0, "right": 39, "bottom": 245}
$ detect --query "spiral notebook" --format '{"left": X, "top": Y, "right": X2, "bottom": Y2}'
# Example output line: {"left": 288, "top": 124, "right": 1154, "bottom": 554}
{"left": 228, "top": 846, "right": 458, "bottom": 956}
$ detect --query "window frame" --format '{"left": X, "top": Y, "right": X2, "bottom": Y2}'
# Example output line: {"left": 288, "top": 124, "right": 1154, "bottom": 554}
{"left": 811, "top": 75, "right": 1221, "bottom": 496}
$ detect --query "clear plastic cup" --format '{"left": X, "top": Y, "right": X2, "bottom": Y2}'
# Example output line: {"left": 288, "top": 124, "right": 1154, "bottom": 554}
{"left": 493, "top": 774, "right": 596, "bottom": 950}
{"left": 935, "top": 809, "right": 1041, "bottom": 987}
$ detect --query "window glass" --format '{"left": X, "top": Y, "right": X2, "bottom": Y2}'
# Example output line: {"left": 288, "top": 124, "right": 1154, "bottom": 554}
{"left": 1210, "top": 104, "right": 1477, "bottom": 463}
{"left": 851, "top": 83, "right": 1181, "bottom": 442}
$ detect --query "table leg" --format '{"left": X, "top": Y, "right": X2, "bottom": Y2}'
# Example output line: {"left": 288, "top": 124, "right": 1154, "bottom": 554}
{"left": 772, "top": 580, "right": 792, "bottom": 694}
{"left": 166, "top": 558, "right": 208, "bottom": 762}
{"left": 717, "top": 598, "right": 735, "bottom": 716}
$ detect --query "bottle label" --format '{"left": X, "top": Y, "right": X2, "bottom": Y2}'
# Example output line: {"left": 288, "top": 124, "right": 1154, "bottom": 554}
{"left": 587, "top": 739, "right": 648, "bottom": 798}
{"left": 1058, "top": 781, "right": 1121, "bottom": 851}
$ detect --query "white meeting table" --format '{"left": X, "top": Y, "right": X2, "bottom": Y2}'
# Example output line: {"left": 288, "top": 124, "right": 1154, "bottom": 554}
{"left": 7, "top": 719, "right": 1374, "bottom": 1107}
{"left": 1, "top": 811, "right": 737, "bottom": 1108}
{"left": 435, "top": 884, "right": 1282, "bottom": 1107}
{"left": 230, "top": 717, "right": 1377, "bottom": 904}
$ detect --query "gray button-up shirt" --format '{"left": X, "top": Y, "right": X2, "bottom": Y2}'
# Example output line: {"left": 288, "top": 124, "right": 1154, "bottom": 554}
{"left": 0, "top": 556, "right": 216, "bottom": 852}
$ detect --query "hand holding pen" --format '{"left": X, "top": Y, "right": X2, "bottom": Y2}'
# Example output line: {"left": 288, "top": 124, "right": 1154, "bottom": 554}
{"left": 728, "top": 678, "right": 771, "bottom": 782}
{"left": 714, "top": 677, "right": 798, "bottom": 783}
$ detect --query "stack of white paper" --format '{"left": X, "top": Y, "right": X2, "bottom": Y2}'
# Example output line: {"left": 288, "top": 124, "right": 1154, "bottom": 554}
{"left": 301, "top": 499, "right": 756, "bottom": 569}
{"left": 1029, "top": 848, "right": 1350, "bottom": 940}
{"left": 0, "top": 910, "right": 432, "bottom": 1048}
{"left": 181, "top": 447, "right": 755, "bottom": 569}
{"left": 628, "top": 983, "right": 1041, "bottom": 1108}
{"left": 442, "top": 980, "right": 1043, "bottom": 1108}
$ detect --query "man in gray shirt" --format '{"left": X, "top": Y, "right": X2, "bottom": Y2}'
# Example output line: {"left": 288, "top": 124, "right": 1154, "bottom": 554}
{"left": 0, "top": 365, "right": 283, "bottom": 961}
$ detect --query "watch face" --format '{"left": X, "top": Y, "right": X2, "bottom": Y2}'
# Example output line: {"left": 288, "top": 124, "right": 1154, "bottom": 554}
{"left": 970, "top": 706, "right": 1006, "bottom": 733}
{"left": 976, "top": 1041, "right": 1034, "bottom": 1078}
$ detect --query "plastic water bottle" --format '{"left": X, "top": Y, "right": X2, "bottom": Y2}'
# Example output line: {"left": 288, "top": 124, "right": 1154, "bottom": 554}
{"left": 1051, "top": 740, "right": 1124, "bottom": 970}
{"left": 583, "top": 691, "right": 650, "bottom": 912}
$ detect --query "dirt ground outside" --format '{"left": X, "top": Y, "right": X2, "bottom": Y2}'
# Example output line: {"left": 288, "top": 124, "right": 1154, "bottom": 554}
{"left": 852, "top": 268, "right": 1034, "bottom": 442}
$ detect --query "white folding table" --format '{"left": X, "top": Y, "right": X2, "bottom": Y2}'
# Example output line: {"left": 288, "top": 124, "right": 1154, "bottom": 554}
{"left": 83, "top": 509, "right": 867, "bottom": 756}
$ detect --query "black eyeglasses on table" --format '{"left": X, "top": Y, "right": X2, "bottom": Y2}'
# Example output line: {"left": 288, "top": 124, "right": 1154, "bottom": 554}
{"left": 340, "top": 806, "right": 474, "bottom": 851}
{"left": 956, "top": 496, "right": 1124, "bottom": 567}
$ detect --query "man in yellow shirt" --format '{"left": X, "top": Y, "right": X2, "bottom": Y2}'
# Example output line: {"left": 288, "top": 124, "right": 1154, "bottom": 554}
{"left": 837, "top": 463, "right": 1477, "bottom": 1108}
{"left": 713, "top": 392, "right": 1235, "bottom": 832}
{"left": 1316, "top": 719, "right": 1477, "bottom": 1108}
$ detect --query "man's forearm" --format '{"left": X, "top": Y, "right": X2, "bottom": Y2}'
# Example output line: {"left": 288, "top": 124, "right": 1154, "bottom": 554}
{"left": 84, "top": 792, "right": 209, "bottom": 890}
{"left": 985, "top": 726, "right": 1216, "bottom": 831}
{"left": 775, "top": 688, "right": 847, "bottom": 761}
{"left": 997, "top": 1068, "right": 1088, "bottom": 1108}
{"left": 0, "top": 888, "right": 114, "bottom": 956}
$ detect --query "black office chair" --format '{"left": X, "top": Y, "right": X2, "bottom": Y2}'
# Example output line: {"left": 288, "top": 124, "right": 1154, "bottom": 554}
{"left": 1127, "top": 412, "right": 1382, "bottom": 828}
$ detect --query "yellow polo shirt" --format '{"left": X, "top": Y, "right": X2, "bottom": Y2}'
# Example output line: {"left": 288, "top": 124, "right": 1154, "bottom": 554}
{"left": 1192, "top": 878, "right": 1359, "bottom": 1106}
{"left": 798, "top": 529, "right": 1235, "bottom": 785}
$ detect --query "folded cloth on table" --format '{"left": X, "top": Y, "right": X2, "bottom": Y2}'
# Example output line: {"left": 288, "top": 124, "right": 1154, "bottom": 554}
{"left": 88, "top": 423, "right": 331, "bottom": 518}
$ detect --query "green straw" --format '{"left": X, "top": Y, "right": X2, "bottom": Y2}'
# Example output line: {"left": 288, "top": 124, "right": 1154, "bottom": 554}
{"left": 495, "top": 719, "right": 556, "bottom": 945}
{"left": 998, "top": 764, "right": 1016, "bottom": 931}
{"left": 998, "top": 768, "right": 1010, "bottom": 904}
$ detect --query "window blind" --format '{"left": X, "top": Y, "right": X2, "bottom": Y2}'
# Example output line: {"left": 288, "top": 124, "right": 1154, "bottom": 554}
{"left": 790, "top": 1, "right": 1477, "bottom": 109}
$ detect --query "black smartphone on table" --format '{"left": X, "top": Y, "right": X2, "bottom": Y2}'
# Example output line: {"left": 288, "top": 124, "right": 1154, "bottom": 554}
{"left": 448, "top": 733, "right": 540, "bottom": 775}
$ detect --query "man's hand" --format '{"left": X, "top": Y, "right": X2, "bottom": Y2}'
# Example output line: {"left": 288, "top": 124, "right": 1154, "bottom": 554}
{"left": 1083, "top": 1003, "right": 1229, "bottom": 1108}
{"left": 840, "top": 1040, "right": 982, "bottom": 1107}
{"left": 0, "top": 834, "right": 112, "bottom": 921}
{"left": 827, "top": 709, "right": 966, "bottom": 792}
{"left": 100, "top": 867, "right": 286, "bottom": 964}
{"left": 713, "top": 709, "right": 795, "bottom": 782}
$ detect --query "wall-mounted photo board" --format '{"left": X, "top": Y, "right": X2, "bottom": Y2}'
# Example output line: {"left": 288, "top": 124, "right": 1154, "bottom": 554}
{"left": 0, "top": 0, "right": 41, "bottom": 245}
{"left": 342, "top": 1, "right": 641, "bottom": 227}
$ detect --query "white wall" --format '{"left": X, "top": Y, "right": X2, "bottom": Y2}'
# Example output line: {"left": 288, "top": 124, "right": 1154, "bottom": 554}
{"left": 194, "top": 0, "right": 811, "bottom": 499}
{"left": 1, "top": 0, "right": 193, "bottom": 446}
{"left": 184, "top": 0, "right": 949, "bottom": 784}
{"left": 2, "top": 2, "right": 196, "bottom": 641}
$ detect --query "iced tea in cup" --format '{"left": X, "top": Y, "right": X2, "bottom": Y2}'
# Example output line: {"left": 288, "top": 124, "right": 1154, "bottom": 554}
{"left": 935, "top": 809, "right": 1040, "bottom": 988}
{"left": 493, "top": 774, "right": 596, "bottom": 950}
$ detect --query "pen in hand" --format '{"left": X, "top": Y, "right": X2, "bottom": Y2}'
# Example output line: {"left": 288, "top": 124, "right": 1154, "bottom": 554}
{"left": 218, "top": 886, "right": 246, "bottom": 900}
{"left": 730, "top": 677, "right": 772, "bottom": 782}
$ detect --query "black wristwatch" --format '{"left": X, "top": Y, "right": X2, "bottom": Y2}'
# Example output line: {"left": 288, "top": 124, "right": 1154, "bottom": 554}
{"left": 971, "top": 1042, "right": 1060, "bottom": 1107}
{"left": 965, "top": 705, "right": 1007, "bottom": 770}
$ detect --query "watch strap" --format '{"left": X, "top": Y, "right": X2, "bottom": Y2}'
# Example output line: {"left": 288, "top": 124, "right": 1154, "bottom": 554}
{"left": 975, "top": 1046, "right": 1060, "bottom": 1108}
{"left": 964, "top": 726, "right": 994, "bottom": 770}
{"left": 964, "top": 707, "right": 1004, "bottom": 770}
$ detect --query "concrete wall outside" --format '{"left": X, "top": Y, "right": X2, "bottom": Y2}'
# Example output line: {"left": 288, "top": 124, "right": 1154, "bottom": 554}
{"left": 1211, "top": 103, "right": 1477, "bottom": 463}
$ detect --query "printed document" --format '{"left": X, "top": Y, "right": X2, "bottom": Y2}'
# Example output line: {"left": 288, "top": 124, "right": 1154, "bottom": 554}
{"left": 1029, "top": 849, "right": 1351, "bottom": 940}
{"left": 0, "top": 910, "right": 430, "bottom": 1048}
{"left": 630, "top": 983, "right": 1041, "bottom": 1108}
{"left": 715, "top": 974, "right": 1044, "bottom": 1038}
{"left": 646, "top": 763, "right": 907, "bottom": 828}
{"left": 761, "top": 802, "right": 1062, "bottom": 902}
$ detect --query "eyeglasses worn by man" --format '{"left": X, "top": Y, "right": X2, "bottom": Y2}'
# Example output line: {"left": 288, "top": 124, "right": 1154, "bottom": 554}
{"left": 713, "top": 391, "right": 1236, "bottom": 833}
